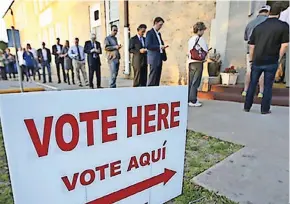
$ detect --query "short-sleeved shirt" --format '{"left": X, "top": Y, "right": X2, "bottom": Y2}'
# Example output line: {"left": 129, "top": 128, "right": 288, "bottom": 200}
{"left": 244, "top": 15, "right": 268, "bottom": 53}
{"left": 249, "top": 18, "right": 289, "bottom": 66}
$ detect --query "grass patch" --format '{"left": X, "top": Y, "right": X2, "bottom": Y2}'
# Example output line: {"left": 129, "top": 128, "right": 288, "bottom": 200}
{"left": 0, "top": 129, "right": 242, "bottom": 204}
{"left": 170, "top": 130, "right": 243, "bottom": 204}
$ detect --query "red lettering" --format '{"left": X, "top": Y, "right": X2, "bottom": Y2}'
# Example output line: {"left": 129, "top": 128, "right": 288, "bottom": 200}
{"left": 127, "top": 106, "right": 142, "bottom": 138}
{"left": 80, "top": 169, "right": 95, "bottom": 186}
{"left": 24, "top": 117, "right": 53, "bottom": 157}
{"left": 61, "top": 173, "right": 79, "bottom": 191}
{"left": 102, "top": 109, "right": 117, "bottom": 143}
{"left": 80, "top": 111, "right": 99, "bottom": 146}
{"left": 95, "top": 164, "right": 109, "bottom": 180}
{"left": 55, "top": 114, "right": 79, "bottom": 152}
{"left": 157, "top": 103, "right": 169, "bottom": 131}
{"left": 127, "top": 156, "right": 139, "bottom": 171}
{"left": 144, "top": 104, "right": 156, "bottom": 134}
{"left": 110, "top": 160, "right": 121, "bottom": 177}
{"left": 170, "top": 102, "right": 180, "bottom": 128}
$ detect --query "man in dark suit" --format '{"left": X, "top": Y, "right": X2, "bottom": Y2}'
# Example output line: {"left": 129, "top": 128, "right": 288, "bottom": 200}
{"left": 52, "top": 38, "right": 66, "bottom": 83}
{"left": 84, "top": 33, "right": 102, "bottom": 89}
{"left": 145, "top": 17, "right": 168, "bottom": 86}
{"left": 37, "top": 42, "right": 52, "bottom": 83}
{"left": 129, "top": 24, "right": 148, "bottom": 87}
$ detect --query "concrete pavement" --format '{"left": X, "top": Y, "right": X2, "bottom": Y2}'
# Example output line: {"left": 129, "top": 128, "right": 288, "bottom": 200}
{"left": 189, "top": 100, "right": 289, "bottom": 204}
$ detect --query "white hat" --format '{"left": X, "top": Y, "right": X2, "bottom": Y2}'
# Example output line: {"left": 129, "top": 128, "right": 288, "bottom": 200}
{"left": 259, "top": 5, "right": 271, "bottom": 13}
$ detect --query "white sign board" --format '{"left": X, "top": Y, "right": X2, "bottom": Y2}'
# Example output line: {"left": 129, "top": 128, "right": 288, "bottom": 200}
{"left": 0, "top": 86, "right": 187, "bottom": 204}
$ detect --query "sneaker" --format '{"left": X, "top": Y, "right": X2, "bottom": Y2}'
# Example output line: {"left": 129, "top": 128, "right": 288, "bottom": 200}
{"left": 257, "top": 92, "right": 263, "bottom": 98}
{"left": 188, "top": 101, "right": 202, "bottom": 107}
{"left": 242, "top": 91, "right": 247, "bottom": 97}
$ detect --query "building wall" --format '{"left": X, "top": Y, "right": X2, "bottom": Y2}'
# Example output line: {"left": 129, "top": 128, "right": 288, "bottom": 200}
{"left": 127, "top": 1, "right": 216, "bottom": 85}
{"left": 4, "top": 0, "right": 216, "bottom": 84}
{"left": 214, "top": 0, "right": 266, "bottom": 83}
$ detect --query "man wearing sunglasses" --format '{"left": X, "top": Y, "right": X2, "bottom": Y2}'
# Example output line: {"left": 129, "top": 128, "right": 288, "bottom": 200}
{"left": 104, "top": 25, "right": 122, "bottom": 88}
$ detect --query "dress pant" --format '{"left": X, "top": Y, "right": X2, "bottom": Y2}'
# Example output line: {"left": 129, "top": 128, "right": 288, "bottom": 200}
{"left": 133, "top": 63, "right": 147, "bottom": 87}
{"left": 188, "top": 62, "right": 204, "bottom": 103}
{"left": 73, "top": 60, "right": 88, "bottom": 85}
{"left": 89, "top": 59, "right": 101, "bottom": 88}
{"left": 244, "top": 63, "right": 278, "bottom": 113}
{"left": 42, "top": 61, "right": 52, "bottom": 83}
{"left": 109, "top": 59, "right": 120, "bottom": 88}
{"left": 56, "top": 59, "right": 66, "bottom": 83}
{"left": 148, "top": 62, "right": 162, "bottom": 86}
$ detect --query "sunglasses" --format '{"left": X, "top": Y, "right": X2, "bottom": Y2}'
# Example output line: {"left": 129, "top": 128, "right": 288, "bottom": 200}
{"left": 113, "top": 30, "right": 118, "bottom": 32}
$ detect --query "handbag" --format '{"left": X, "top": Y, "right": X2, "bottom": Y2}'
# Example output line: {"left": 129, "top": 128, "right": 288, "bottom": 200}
{"left": 190, "top": 37, "right": 207, "bottom": 61}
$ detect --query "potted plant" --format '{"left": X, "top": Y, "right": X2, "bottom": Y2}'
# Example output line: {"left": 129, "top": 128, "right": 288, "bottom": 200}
{"left": 220, "top": 66, "right": 239, "bottom": 85}
{"left": 208, "top": 49, "right": 222, "bottom": 77}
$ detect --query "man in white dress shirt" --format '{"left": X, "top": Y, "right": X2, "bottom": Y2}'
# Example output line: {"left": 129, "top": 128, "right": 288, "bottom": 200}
{"left": 68, "top": 38, "right": 89, "bottom": 87}
{"left": 145, "top": 17, "right": 168, "bottom": 86}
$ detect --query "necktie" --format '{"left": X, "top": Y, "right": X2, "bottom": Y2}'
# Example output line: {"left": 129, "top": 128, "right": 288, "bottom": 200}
{"left": 92, "top": 42, "right": 97, "bottom": 58}
{"left": 77, "top": 45, "right": 81, "bottom": 60}
{"left": 139, "top": 37, "right": 143, "bottom": 47}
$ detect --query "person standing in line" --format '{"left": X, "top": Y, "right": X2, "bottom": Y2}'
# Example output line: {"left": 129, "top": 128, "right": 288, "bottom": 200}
{"left": 27, "top": 43, "right": 41, "bottom": 81}
{"left": 4, "top": 48, "right": 16, "bottom": 79}
{"left": 37, "top": 42, "right": 52, "bottom": 83}
{"left": 146, "top": 17, "right": 168, "bottom": 86}
{"left": 0, "top": 49, "right": 7, "bottom": 80}
{"left": 244, "top": 3, "right": 289, "bottom": 114}
{"left": 68, "top": 38, "right": 89, "bottom": 87}
{"left": 52, "top": 38, "right": 66, "bottom": 83}
{"left": 129, "top": 24, "right": 148, "bottom": 87}
{"left": 187, "top": 22, "right": 209, "bottom": 107}
{"left": 17, "top": 47, "right": 28, "bottom": 81}
{"left": 104, "top": 25, "right": 122, "bottom": 88}
{"left": 242, "top": 5, "right": 270, "bottom": 98}
{"left": 84, "top": 33, "right": 102, "bottom": 89}
{"left": 61, "top": 40, "right": 75, "bottom": 85}
{"left": 23, "top": 48, "right": 35, "bottom": 81}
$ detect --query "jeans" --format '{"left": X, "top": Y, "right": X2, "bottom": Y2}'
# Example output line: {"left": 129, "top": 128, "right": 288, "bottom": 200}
{"left": 244, "top": 63, "right": 278, "bottom": 112}
{"left": 188, "top": 62, "right": 203, "bottom": 103}
{"left": 42, "top": 60, "right": 52, "bottom": 83}
{"left": 109, "top": 59, "right": 120, "bottom": 88}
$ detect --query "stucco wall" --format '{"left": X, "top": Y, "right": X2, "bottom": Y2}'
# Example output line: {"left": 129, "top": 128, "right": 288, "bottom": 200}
{"left": 223, "top": 0, "right": 266, "bottom": 83}
{"left": 127, "top": 1, "right": 216, "bottom": 85}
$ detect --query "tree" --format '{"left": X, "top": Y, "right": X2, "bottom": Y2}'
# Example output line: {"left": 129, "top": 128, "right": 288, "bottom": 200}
{"left": 0, "top": 41, "right": 8, "bottom": 51}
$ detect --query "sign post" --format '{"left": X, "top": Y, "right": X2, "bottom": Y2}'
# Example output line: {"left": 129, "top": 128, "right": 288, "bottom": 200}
{"left": 10, "top": 26, "right": 23, "bottom": 92}
{"left": 0, "top": 87, "right": 188, "bottom": 204}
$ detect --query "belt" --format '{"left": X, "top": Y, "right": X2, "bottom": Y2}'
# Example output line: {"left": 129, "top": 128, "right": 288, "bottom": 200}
{"left": 74, "top": 59, "right": 85, "bottom": 62}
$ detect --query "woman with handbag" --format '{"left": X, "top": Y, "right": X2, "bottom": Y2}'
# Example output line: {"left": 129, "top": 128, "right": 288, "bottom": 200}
{"left": 188, "top": 22, "right": 208, "bottom": 107}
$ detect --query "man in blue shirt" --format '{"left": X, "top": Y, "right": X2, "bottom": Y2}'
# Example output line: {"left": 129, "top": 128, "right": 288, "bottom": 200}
{"left": 69, "top": 38, "right": 89, "bottom": 87}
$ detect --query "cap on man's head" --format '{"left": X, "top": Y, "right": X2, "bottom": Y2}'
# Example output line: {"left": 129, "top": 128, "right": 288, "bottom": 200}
{"left": 259, "top": 5, "right": 271, "bottom": 13}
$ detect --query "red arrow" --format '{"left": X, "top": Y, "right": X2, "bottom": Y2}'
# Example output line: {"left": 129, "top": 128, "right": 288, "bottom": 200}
{"left": 86, "top": 168, "right": 176, "bottom": 204}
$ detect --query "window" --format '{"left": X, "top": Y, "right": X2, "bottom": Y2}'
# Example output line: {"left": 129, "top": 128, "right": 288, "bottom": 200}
{"left": 55, "top": 23, "right": 61, "bottom": 38}
{"left": 39, "top": 8, "right": 52, "bottom": 27}
{"left": 33, "top": 0, "right": 38, "bottom": 14}
{"left": 105, "top": 0, "right": 119, "bottom": 35}
{"left": 94, "top": 10, "right": 99, "bottom": 21}
{"left": 49, "top": 26, "right": 55, "bottom": 46}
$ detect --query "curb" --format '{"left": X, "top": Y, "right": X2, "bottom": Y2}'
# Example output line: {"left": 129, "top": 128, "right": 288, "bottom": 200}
{"left": 0, "top": 87, "right": 45, "bottom": 94}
